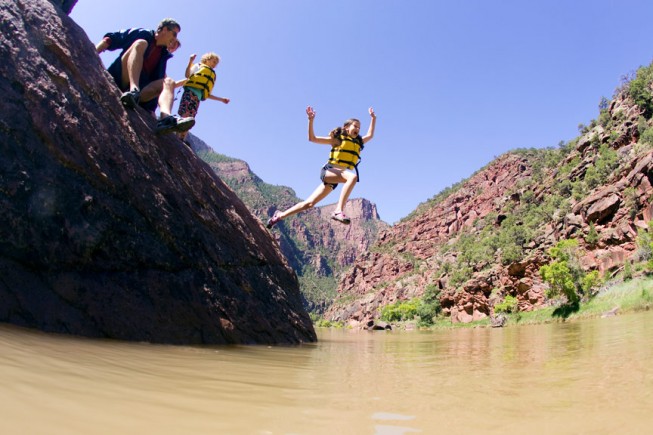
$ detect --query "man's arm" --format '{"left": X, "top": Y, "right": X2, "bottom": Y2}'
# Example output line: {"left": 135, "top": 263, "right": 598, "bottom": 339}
{"left": 97, "top": 28, "right": 153, "bottom": 53}
{"left": 95, "top": 36, "right": 111, "bottom": 53}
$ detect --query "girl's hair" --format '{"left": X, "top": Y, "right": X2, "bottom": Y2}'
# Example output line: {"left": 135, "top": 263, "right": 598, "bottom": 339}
{"left": 329, "top": 118, "right": 360, "bottom": 140}
{"left": 201, "top": 52, "right": 221, "bottom": 65}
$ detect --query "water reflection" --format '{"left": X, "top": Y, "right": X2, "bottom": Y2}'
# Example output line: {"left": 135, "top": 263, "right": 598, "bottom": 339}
{"left": 1, "top": 311, "right": 652, "bottom": 434}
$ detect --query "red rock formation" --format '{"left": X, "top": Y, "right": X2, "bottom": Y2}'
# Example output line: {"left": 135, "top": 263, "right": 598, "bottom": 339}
{"left": 325, "top": 154, "right": 534, "bottom": 325}
{"left": 327, "top": 87, "right": 653, "bottom": 326}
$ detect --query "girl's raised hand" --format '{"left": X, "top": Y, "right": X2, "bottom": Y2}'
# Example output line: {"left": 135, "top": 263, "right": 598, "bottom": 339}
{"left": 369, "top": 107, "right": 376, "bottom": 118}
{"left": 306, "top": 106, "right": 316, "bottom": 120}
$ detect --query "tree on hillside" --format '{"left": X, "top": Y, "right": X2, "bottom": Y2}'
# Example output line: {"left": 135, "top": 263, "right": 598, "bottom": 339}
{"left": 540, "top": 239, "right": 601, "bottom": 305}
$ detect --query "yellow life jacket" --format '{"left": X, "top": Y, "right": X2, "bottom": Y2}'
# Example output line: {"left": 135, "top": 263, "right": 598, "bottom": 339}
{"left": 328, "top": 134, "right": 364, "bottom": 170}
{"left": 184, "top": 63, "right": 216, "bottom": 100}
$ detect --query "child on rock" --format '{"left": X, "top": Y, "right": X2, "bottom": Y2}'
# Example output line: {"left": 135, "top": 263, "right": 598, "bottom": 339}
{"left": 176, "top": 52, "right": 230, "bottom": 142}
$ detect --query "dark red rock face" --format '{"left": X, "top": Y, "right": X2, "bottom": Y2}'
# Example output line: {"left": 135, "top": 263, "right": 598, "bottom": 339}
{"left": 0, "top": 0, "right": 316, "bottom": 344}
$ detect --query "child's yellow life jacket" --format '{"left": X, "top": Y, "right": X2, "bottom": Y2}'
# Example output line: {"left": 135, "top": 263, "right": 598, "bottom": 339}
{"left": 184, "top": 63, "right": 216, "bottom": 101}
{"left": 328, "top": 134, "right": 364, "bottom": 170}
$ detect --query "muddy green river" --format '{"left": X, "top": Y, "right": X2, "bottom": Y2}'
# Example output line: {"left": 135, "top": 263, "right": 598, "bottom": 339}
{"left": 1, "top": 310, "right": 652, "bottom": 434}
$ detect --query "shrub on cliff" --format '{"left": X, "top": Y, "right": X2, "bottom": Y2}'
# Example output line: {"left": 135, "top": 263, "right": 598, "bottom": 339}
{"left": 634, "top": 221, "right": 653, "bottom": 273}
{"left": 627, "top": 61, "right": 653, "bottom": 118}
{"left": 494, "top": 295, "right": 518, "bottom": 314}
{"left": 380, "top": 299, "right": 420, "bottom": 322}
{"left": 585, "top": 222, "right": 599, "bottom": 248}
{"left": 540, "top": 239, "right": 602, "bottom": 304}
{"left": 417, "top": 284, "right": 442, "bottom": 325}
{"left": 380, "top": 285, "right": 441, "bottom": 326}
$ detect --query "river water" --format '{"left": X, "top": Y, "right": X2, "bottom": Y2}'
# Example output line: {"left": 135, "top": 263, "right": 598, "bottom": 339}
{"left": 1, "top": 311, "right": 652, "bottom": 434}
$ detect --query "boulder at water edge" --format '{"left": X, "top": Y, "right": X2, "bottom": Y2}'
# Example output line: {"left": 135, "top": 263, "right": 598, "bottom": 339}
{"left": 0, "top": 0, "right": 316, "bottom": 345}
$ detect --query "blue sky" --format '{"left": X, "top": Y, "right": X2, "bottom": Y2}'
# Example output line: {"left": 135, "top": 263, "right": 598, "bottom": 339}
{"left": 71, "top": 0, "right": 653, "bottom": 224}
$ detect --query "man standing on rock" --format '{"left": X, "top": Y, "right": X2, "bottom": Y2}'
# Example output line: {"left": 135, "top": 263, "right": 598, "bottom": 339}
{"left": 95, "top": 18, "right": 194, "bottom": 135}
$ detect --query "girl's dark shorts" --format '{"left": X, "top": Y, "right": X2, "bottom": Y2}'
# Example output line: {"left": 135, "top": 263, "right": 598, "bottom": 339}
{"left": 320, "top": 164, "right": 338, "bottom": 190}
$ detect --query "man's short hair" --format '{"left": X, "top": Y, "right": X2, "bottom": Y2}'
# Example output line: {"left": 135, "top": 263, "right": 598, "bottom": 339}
{"left": 157, "top": 18, "right": 180, "bottom": 32}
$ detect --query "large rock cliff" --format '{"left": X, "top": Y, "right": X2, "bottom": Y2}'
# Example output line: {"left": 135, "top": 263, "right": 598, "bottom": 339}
{"left": 0, "top": 0, "right": 316, "bottom": 344}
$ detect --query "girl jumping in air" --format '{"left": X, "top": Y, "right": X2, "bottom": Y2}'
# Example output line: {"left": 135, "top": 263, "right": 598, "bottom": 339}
{"left": 267, "top": 106, "right": 376, "bottom": 228}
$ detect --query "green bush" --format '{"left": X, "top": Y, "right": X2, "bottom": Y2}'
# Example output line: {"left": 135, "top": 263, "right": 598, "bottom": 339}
{"left": 628, "top": 62, "right": 653, "bottom": 118}
{"left": 494, "top": 295, "right": 518, "bottom": 313}
{"left": 623, "top": 260, "right": 633, "bottom": 281}
{"left": 640, "top": 126, "right": 653, "bottom": 147}
{"left": 540, "top": 239, "right": 602, "bottom": 304}
{"left": 380, "top": 285, "right": 442, "bottom": 325}
{"left": 500, "top": 244, "right": 524, "bottom": 265}
{"left": 647, "top": 259, "right": 653, "bottom": 274}
{"left": 636, "top": 223, "right": 653, "bottom": 274}
{"left": 558, "top": 179, "right": 573, "bottom": 196}
{"left": 380, "top": 299, "right": 420, "bottom": 322}
{"left": 314, "top": 318, "right": 344, "bottom": 328}
{"left": 417, "top": 284, "right": 442, "bottom": 325}
{"left": 582, "top": 270, "right": 602, "bottom": 297}
{"left": 586, "top": 222, "right": 599, "bottom": 248}
{"left": 541, "top": 260, "right": 579, "bottom": 303}
{"left": 449, "top": 264, "right": 473, "bottom": 287}
{"left": 585, "top": 165, "right": 600, "bottom": 189}
{"left": 638, "top": 116, "right": 649, "bottom": 134}
{"left": 635, "top": 222, "right": 653, "bottom": 261}
{"left": 623, "top": 187, "right": 639, "bottom": 219}
{"left": 598, "top": 96, "right": 611, "bottom": 127}
{"left": 559, "top": 156, "right": 581, "bottom": 177}
{"left": 595, "top": 144, "right": 619, "bottom": 182}
{"left": 572, "top": 182, "right": 586, "bottom": 201}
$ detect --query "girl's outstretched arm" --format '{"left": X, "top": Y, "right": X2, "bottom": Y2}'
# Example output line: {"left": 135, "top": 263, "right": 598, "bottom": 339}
{"left": 208, "top": 95, "right": 230, "bottom": 104}
{"left": 307, "top": 106, "right": 337, "bottom": 145}
{"left": 362, "top": 107, "right": 376, "bottom": 144}
{"left": 185, "top": 54, "right": 196, "bottom": 78}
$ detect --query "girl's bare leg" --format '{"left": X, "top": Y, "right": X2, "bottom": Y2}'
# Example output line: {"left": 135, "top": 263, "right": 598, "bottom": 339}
{"left": 276, "top": 183, "right": 334, "bottom": 220}
{"left": 334, "top": 171, "right": 357, "bottom": 214}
